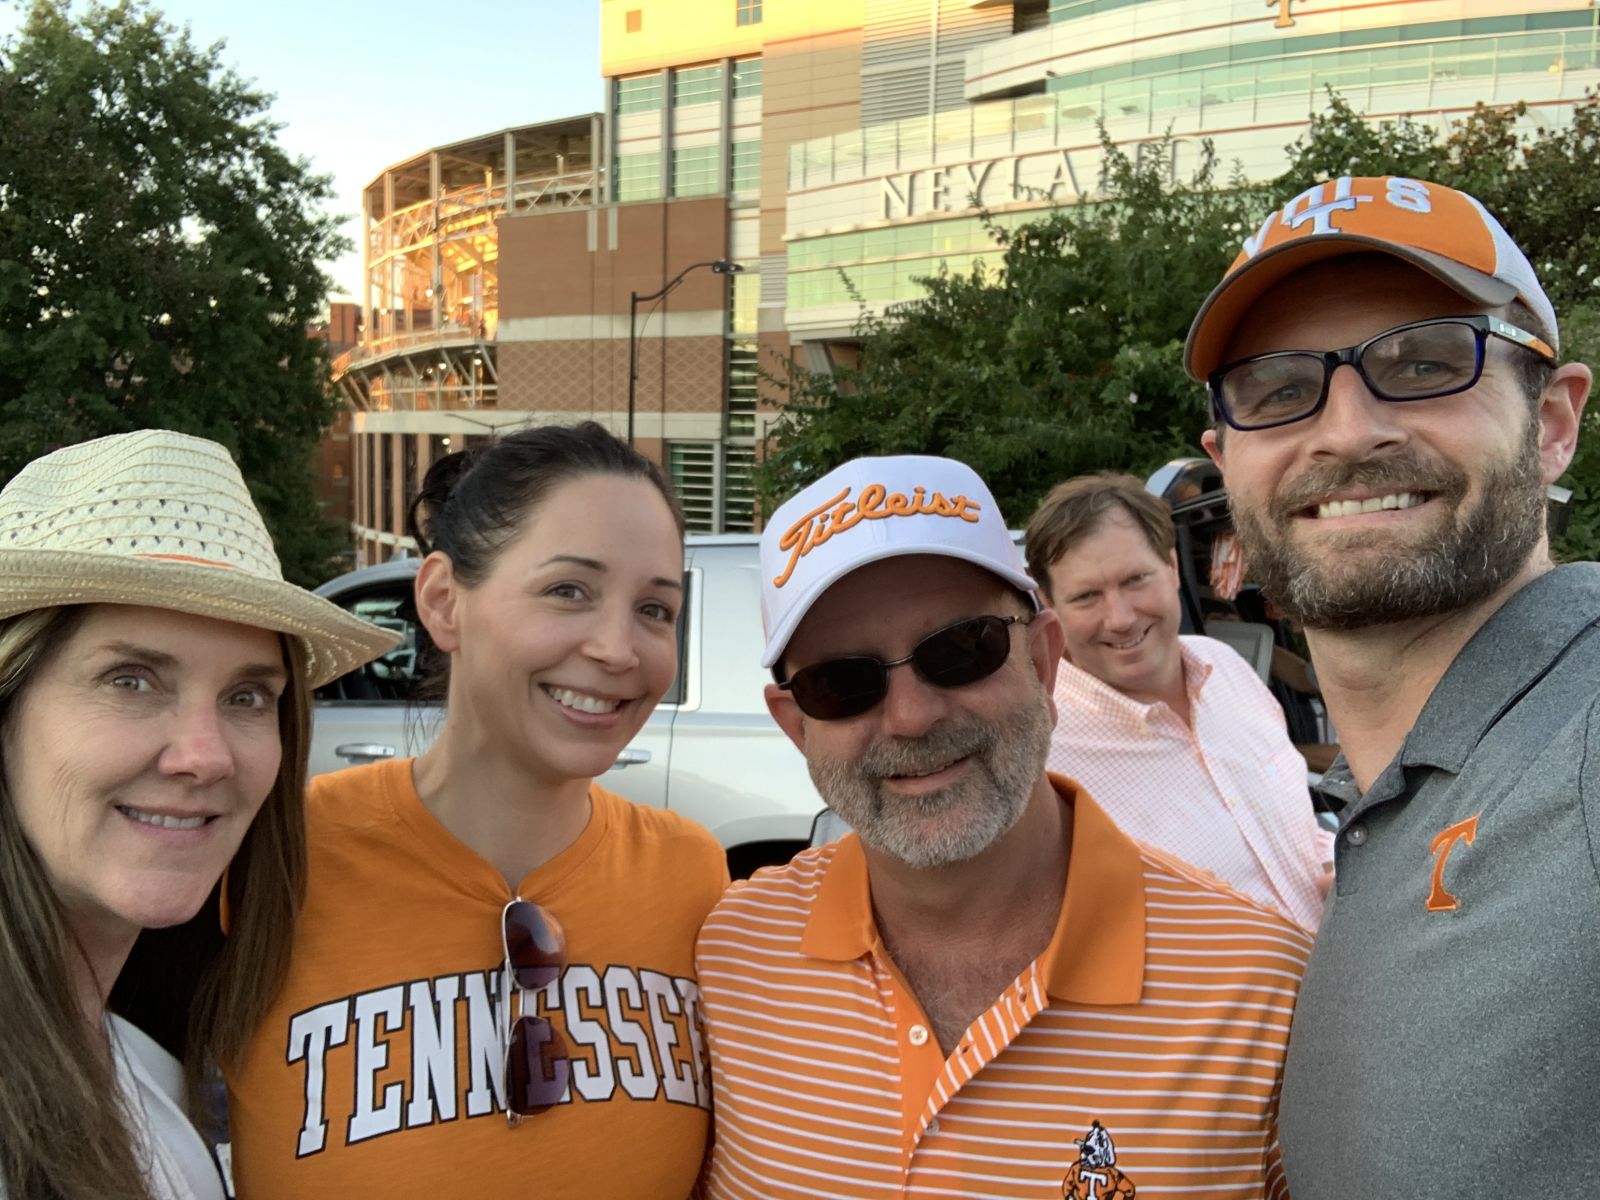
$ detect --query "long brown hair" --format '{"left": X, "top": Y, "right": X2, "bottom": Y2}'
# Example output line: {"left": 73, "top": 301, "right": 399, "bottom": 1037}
{"left": 0, "top": 606, "right": 311, "bottom": 1199}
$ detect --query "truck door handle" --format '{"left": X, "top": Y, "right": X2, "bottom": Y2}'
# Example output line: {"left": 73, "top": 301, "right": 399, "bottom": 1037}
{"left": 608, "top": 748, "right": 652, "bottom": 771}
{"left": 335, "top": 743, "right": 397, "bottom": 762}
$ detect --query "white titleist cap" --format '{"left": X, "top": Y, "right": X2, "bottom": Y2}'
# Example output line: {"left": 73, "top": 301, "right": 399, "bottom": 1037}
{"left": 759, "top": 454, "right": 1038, "bottom": 669}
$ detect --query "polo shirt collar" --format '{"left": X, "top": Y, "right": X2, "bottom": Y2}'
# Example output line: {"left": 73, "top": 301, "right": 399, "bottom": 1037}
{"left": 800, "top": 775, "right": 1146, "bottom": 1006}
{"left": 1401, "top": 563, "right": 1600, "bottom": 774}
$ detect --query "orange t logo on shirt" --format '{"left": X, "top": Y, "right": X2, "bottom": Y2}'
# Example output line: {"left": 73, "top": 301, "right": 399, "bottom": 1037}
{"left": 1426, "top": 814, "right": 1481, "bottom": 912}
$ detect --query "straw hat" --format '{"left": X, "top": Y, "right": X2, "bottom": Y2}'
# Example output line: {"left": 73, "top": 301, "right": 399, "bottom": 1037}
{"left": 0, "top": 429, "right": 399, "bottom": 686}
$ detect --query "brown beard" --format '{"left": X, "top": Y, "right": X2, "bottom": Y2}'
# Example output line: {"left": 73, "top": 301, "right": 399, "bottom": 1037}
{"left": 1228, "top": 415, "right": 1547, "bottom": 631}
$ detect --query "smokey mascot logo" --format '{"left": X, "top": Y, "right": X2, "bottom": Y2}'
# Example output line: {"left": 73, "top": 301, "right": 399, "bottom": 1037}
{"left": 1061, "top": 1122, "right": 1136, "bottom": 1199}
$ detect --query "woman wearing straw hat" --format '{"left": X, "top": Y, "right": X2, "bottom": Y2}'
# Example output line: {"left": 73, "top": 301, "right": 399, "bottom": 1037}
{"left": 0, "top": 429, "right": 397, "bottom": 1200}
{"left": 225, "top": 422, "right": 729, "bottom": 1199}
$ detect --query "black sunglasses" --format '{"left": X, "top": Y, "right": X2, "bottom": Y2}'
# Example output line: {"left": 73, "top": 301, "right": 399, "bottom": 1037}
{"left": 775, "top": 612, "right": 1033, "bottom": 721}
{"left": 501, "top": 898, "right": 568, "bottom": 1123}
{"left": 1208, "top": 314, "right": 1557, "bottom": 431}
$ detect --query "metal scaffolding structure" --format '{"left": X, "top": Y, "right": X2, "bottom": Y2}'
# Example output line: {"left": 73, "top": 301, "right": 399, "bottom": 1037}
{"left": 336, "top": 113, "right": 602, "bottom": 413}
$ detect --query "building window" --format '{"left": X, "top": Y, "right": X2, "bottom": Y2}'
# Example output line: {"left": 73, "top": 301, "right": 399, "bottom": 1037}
{"left": 727, "top": 340, "right": 758, "bottom": 436}
{"left": 615, "top": 151, "right": 662, "bottom": 201}
{"left": 669, "top": 442, "right": 718, "bottom": 533}
{"left": 401, "top": 435, "right": 418, "bottom": 521}
{"left": 625, "top": 8, "right": 642, "bottom": 32}
{"left": 730, "top": 274, "right": 758, "bottom": 336}
{"left": 364, "top": 434, "right": 380, "bottom": 531}
{"left": 736, "top": 0, "right": 762, "bottom": 25}
{"left": 722, "top": 444, "right": 756, "bottom": 533}
{"left": 732, "top": 57, "right": 763, "bottom": 98}
{"left": 668, "top": 440, "right": 756, "bottom": 533}
{"left": 615, "top": 73, "right": 664, "bottom": 114}
{"left": 379, "top": 434, "right": 394, "bottom": 534}
{"left": 673, "top": 64, "right": 724, "bottom": 107}
{"left": 671, "top": 145, "right": 720, "bottom": 196}
{"left": 730, "top": 139, "right": 760, "bottom": 195}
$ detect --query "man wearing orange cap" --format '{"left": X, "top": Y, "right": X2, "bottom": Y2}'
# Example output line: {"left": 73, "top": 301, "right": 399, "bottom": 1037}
{"left": 1189, "top": 176, "right": 1598, "bottom": 1196}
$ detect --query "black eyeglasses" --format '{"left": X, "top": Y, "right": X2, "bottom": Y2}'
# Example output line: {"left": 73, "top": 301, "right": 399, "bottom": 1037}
{"left": 775, "top": 613, "right": 1033, "bottom": 721}
{"left": 1208, "top": 314, "right": 1556, "bottom": 431}
{"left": 501, "top": 898, "right": 568, "bottom": 1123}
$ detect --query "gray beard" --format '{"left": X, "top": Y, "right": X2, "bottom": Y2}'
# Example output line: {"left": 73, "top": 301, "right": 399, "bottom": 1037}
{"left": 805, "top": 672, "right": 1053, "bottom": 870}
{"left": 1228, "top": 417, "right": 1547, "bottom": 631}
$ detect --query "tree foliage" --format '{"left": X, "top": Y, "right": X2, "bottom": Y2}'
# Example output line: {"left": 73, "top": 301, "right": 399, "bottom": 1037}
{"left": 0, "top": 0, "right": 349, "bottom": 585}
{"left": 759, "top": 92, "right": 1600, "bottom": 559}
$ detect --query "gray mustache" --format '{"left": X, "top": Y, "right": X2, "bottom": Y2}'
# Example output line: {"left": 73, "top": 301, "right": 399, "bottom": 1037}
{"left": 859, "top": 722, "right": 997, "bottom": 780}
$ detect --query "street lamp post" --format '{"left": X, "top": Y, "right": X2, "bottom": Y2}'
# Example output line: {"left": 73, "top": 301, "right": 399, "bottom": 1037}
{"left": 627, "top": 259, "right": 743, "bottom": 446}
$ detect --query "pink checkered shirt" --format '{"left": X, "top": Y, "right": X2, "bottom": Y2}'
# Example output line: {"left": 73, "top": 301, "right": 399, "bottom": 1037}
{"left": 1047, "top": 634, "right": 1333, "bottom": 932}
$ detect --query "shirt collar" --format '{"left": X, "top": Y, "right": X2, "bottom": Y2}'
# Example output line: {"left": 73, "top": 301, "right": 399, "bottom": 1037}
{"left": 800, "top": 775, "right": 1146, "bottom": 1006}
{"left": 1055, "top": 638, "right": 1211, "bottom": 721}
{"left": 1402, "top": 564, "right": 1600, "bottom": 773}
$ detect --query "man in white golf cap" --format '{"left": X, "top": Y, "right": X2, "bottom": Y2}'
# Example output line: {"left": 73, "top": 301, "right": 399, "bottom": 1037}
{"left": 695, "top": 455, "right": 1311, "bottom": 1199}
{"left": 1190, "top": 176, "right": 1598, "bottom": 1196}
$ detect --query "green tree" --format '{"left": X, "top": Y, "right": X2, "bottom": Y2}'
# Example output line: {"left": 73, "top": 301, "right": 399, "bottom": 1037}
{"left": 0, "top": 0, "right": 349, "bottom": 585}
{"left": 756, "top": 133, "right": 1253, "bottom": 525}
{"left": 1275, "top": 91, "right": 1600, "bottom": 560}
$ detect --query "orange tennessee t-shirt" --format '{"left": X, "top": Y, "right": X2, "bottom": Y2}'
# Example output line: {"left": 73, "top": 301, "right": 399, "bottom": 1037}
{"left": 226, "top": 758, "right": 729, "bottom": 1199}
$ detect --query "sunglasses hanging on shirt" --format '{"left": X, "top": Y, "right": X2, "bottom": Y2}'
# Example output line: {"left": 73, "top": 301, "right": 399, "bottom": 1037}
{"left": 501, "top": 897, "right": 569, "bottom": 1123}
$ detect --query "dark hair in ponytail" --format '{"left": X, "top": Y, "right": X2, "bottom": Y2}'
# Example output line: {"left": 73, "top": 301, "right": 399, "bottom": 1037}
{"left": 408, "top": 421, "right": 685, "bottom": 585}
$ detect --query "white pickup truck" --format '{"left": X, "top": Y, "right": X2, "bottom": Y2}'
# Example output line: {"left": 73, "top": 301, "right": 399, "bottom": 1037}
{"left": 308, "top": 535, "right": 823, "bottom": 877}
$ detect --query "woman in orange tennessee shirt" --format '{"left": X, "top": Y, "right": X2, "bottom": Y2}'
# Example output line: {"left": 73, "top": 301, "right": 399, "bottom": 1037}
{"left": 227, "top": 422, "right": 728, "bottom": 1199}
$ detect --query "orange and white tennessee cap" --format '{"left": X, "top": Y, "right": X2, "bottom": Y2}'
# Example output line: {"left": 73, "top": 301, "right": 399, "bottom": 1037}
{"left": 759, "top": 455, "right": 1038, "bottom": 669}
{"left": 1184, "top": 175, "right": 1558, "bottom": 381}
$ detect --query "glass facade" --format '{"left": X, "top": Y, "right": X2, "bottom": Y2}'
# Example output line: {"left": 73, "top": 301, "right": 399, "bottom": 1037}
{"left": 1049, "top": 0, "right": 1157, "bottom": 21}
{"left": 731, "top": 269, "right": 758, "bottom": 334}
{"left": 787, "top": 213, "right": 1034, "bottom": 308}
{"left": 1049, "top": 14, "right": 1597, "bottom": 119}
{"left": 672, "top": 145, "right": 721, "bottom": 196}
{"left": 792, "top": 14, "right": 1598, "bottom": 188}
{"left": 731, "top": 140, "right": 761, "bottom": 194}
{"left": 616, "top": 73, "right": 665, "bottom": 114}
{"left": 732, "top": 57, "right": 764, "bottom": 99}
{"left": 615, "top": 151, "right": 662, "bottom": 201}
{"left": 674, "top": 64, "right": 724, "bottom": 108}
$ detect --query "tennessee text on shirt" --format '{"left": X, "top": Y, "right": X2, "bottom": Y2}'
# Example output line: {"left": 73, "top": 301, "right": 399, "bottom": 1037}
{"left": 284, "top": 963, "right": 708, "bottom": 1157}
{"left": 773, "top": 483, "right": 982, "bottom": 587}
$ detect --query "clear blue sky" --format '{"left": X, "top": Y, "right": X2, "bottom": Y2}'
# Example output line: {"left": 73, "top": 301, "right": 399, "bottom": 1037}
{"left": 3, "top": 1, "right": 604, "bottom": 299}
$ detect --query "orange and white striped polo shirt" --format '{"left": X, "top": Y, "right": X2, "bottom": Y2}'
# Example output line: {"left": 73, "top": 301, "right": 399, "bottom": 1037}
{"left": 695, "top": 776, "right": 1312, "bottom": 1200}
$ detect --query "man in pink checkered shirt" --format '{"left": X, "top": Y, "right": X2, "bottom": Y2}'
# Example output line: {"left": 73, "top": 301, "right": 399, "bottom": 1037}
{"left": 1024, "top": 473, "right": 1333, "bottom": 932}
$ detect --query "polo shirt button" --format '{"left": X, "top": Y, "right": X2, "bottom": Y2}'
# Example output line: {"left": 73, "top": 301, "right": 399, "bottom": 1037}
{"left": 1347, "top": 825, "right": 1368, "bottom": 846}
{"left": 909, "top": 1024, "right": 930, "bottom": 1046}
{"left": 927, "top": 1118, "right": 940, "bottom": 1135}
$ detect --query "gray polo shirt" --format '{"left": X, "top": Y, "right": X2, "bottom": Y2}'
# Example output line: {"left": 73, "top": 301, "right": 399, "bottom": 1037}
{"left": 1279, "top": 563, "right": 1600, "bottom": 1197}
